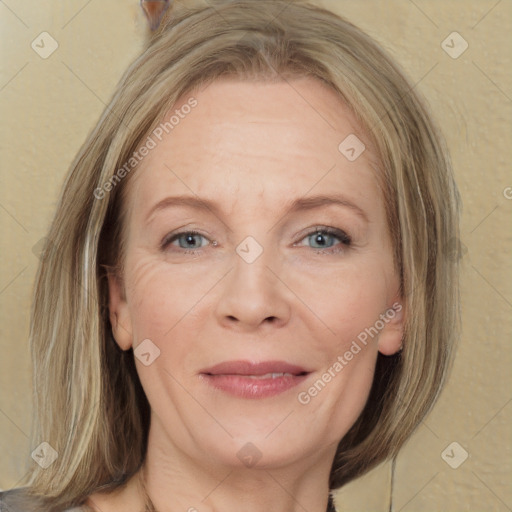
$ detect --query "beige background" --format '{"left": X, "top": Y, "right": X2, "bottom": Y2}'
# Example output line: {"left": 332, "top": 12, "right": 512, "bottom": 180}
{"left": 1, "top": 0, "right": 510, "bottom": 510}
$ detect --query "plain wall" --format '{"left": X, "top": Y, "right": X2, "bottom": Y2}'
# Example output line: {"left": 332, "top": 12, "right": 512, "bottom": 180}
{"left": 1, "top": 1, "right": 510, "bottom": 510}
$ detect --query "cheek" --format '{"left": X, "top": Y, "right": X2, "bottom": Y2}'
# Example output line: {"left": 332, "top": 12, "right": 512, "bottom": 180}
{"left": 288, "top": 259, "right": 390, "bottom": 431}
{"left": 125, "top": 253, "right": 223, "bottom": 341}
{"left": 284, "top": 257, "right": 393, "bottom": 349}
{"left": 126, "top": 250, "right": 394, "bottom": 365}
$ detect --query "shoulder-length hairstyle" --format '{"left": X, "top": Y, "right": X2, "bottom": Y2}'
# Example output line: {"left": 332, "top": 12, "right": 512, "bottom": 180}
{"left": 22, "top": 0, "right": 460, "bottom": 509}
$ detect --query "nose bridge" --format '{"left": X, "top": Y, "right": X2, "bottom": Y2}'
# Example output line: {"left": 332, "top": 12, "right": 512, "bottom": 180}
{"left": 231, "top": 235, "right": 277, "bottom": 306}
{"left": 214, "top": 235, "right": 291, "bottom": 328}
{"left": 234, "top": 238, "right": 273, "bottom": 290}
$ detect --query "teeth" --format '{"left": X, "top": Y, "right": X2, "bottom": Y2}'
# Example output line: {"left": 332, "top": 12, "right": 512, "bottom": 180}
{"left": 246, "top": 372, "right": 293, "bottom": 379}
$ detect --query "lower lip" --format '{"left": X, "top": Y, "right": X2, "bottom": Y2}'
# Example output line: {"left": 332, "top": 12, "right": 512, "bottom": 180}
{"left": 200, "top": 374, "right": 309, "bottom": 399}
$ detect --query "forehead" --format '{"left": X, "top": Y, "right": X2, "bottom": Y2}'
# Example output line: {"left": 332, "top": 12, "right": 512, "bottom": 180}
{"left": 125, "top": 77, "right": 382, "bottom": 217}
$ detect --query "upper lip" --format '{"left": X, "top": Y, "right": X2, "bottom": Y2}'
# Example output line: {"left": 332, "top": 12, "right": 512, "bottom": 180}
{"left": 200, "top": 360, "right": 310, "bottom": 376}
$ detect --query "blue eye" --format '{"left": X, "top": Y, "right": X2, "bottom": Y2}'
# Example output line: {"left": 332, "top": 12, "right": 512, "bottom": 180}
{"left": 162, "top": 230, "right": 209, "bottom": 251}
{"left": 299, "top": 227, "right": 352, "bottom": 252}
{"left": 161, "top": 227, "right": 351, "bottom": 255}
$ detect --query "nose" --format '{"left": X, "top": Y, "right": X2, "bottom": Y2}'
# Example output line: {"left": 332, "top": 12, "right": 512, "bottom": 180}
{"left": 214, "top": 245, "right": 292, "bottom": 332}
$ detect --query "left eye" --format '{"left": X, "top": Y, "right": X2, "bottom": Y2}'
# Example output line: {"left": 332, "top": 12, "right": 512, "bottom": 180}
{"left": 297, "top": 228, "right": 352, "bottom": 251}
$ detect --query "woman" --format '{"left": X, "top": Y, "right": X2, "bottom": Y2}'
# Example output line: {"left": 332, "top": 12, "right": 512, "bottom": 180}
{"left": 0, "top": 1, "right": 460, "bottom": 511}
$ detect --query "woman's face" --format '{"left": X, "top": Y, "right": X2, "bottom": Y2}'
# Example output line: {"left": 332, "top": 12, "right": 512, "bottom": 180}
{"left": 108, "top": 77, "right": 404, "bottom": 471}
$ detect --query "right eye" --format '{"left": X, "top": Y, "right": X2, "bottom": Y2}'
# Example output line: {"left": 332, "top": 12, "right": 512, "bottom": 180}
{"left": 161, "top": 230, "right": 211, "bottom": 253}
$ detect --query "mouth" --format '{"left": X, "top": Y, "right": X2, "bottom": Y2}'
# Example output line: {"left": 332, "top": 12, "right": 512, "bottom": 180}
{"left": 199, "top": 360, "right": 311, "bottom": 399}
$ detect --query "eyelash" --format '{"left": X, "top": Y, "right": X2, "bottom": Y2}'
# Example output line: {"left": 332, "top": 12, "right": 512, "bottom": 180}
{"left": 160, "top": 227, "right": 352, "bottom": 255}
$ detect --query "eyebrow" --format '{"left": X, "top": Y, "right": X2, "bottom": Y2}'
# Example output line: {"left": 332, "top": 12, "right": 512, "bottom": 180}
{"left": 145, "top": 193, "right": 369, "bottom": 225}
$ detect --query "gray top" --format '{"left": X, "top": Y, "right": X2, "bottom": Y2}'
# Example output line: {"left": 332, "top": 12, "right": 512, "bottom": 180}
{"left": 0, "top": 489, "right": 89, "bottom": 512}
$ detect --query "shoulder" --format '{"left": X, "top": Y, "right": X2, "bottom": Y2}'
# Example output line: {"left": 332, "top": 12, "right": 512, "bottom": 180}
{"left": 0, "top": 488, "right": 89, "bottom": 512}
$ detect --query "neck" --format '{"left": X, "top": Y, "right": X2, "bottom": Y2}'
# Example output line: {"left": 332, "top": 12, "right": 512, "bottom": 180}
{"left": 139, "top": 416, "right": 336, "bottom": 512}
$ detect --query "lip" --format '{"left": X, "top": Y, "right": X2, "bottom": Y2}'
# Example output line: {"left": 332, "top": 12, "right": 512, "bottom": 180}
{"left": 199, "top": 360, "right": 311, "bottom": 399}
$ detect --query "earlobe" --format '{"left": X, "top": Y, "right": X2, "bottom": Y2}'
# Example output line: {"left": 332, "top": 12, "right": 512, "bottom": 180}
{"left": 377, "top": 301, "right": 405, "bottom": 356}
{"left": 107, "top": 272, "right": 133, "bottom": 351}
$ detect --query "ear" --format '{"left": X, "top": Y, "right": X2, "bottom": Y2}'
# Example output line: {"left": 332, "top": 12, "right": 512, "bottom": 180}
{"left": 377, "top": 300, "right": 405, "bottom": 356}
{"left": 107, "top": 272, "right": 133, "bottom": 351}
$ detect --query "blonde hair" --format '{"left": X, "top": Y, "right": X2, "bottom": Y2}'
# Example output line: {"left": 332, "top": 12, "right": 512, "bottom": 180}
{"left": 22, "top": 0, "right": 460, "bottom": 508}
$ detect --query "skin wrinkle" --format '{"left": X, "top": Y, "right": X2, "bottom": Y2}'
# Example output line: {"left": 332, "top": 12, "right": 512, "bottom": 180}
{"left": 91, "top": 77, "right": 405, "bottom": 512}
